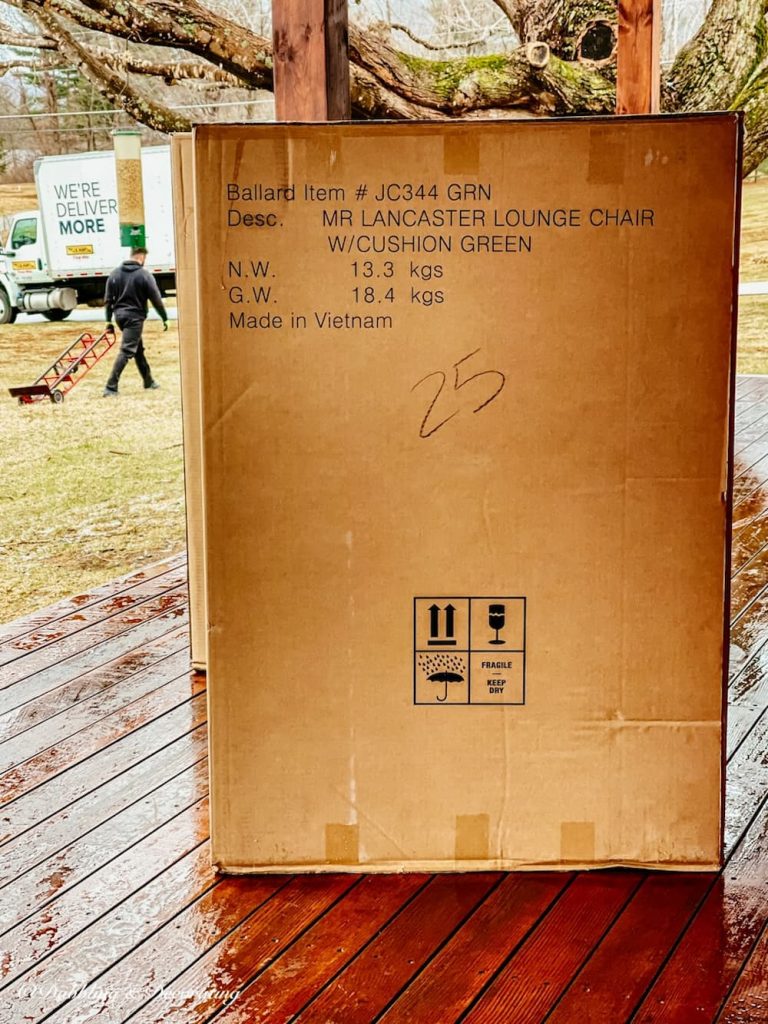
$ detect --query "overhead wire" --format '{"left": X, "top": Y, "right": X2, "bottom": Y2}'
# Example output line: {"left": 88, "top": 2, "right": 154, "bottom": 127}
{"left": 0, "top": 97, "right": 274, "bottom": 121}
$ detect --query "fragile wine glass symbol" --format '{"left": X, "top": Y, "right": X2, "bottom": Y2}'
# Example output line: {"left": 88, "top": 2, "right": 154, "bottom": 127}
{"left": 488, "top": 604, "right": 506, "bottom": 644}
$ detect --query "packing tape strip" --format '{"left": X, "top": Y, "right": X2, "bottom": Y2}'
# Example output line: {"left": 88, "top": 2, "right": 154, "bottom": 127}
{"left": 325, "top": 823, "right": 360, "bottom": 864}
{"left": 455, "top": 813, "right": 490, "bottom": 861}
{"left": 560, "top": 821, "right": 596, "bottom": 862}
{"left": 587, "top": 127, "right": 626, "bottom": 186}
{"left": 443, "top": 132, "right": 480, "bottom": 175}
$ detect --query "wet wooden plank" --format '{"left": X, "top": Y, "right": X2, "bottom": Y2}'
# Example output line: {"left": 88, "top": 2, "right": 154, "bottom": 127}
{"left": 735, "top": 376, "right": 767, "bottom": 399}
{"left": 0, "top": 725, "right": 206, "bottom": 882}
{"left": 735, "top": 410, "right": 768, "bottom": 453}
{"left": 735, "top": 376, "right": 757, "bottom": 397}
{"left": 728, "top": 518, "right": 768, "bottom": 757}
{"left": 728, "top": 663, "right": 768, "bottom": 755}
{"left": 122, "top": 875, "right": 361, "bottom": 1024}
{"left": 733, "top": 468, "right": 768, "bottom": 511}
{"left": 0, "top": 566, "right": 187, "bottom": 670}
{"left": 0, "top": 806, "right": 211, "bottom": 997}
{"left": 735, "top": 436, "right": 768, "bottom": 482}
{"left": 736, "top": 388, "right": 768, "bottom": 418}
{"left": 717, "top": 922, "right": 768, "bottom": 1023}
{"left": 729, "top": 497, "right": 768, "bottom": 548}
{"left": 732, "top": 514, "right": 768, "bottom": 574}
{"left": 0, "top": 604, "right": 189, "bottom": 717}
{"left": 60, "top": 875, "right": 423, "bottom": 1024}
{"left": 0, "top": 586, "right": 188, "bottom": 694}
{"left": 5, "top": 859, "right": 289, "bottom": 1024}
{"left": 729, "top": 646, "right": 768, "bottom": 726}
{"left": 377, "top": 873, "right": 571, "bottom": 1024}
{"left": 0, "top": 698, "right": 206, "bottom": 841}
{"left": 734, "top": 383, "right": 768, "bottom": 425}
{"left": 728, "top": 590, "right": 768, "bottom": 682}
{"left": 724, "top": 714, "right": 768, "bottom": 853}
{"left": 0, "top": 759, "right": 208, "bottom": 934}
{"left": 457, "top": 872, "right": 643, "bottom": 1023}
{"left": 0, "top": 649, "right": 193, "bottom": 772}
{"left": 632, "top": 797, "right": 768, "bottom": 1022}
{"left": 735, "top": 415, "right": 768, "bottom": 449}
{"left": 0, "top": 553, "right": 186, "bottom": 649}
{"left": 736, "top": 375, "right": 768, "bottom": 394}
{"left": 726, "top": 544, "right": 768, "bottom": 760}
{"left": 294, "top": 874, "right": 502, "bottom": 1022}
{"left": 0, "top": 624, "right": 189, "bottom": 742}
{"left": 736, "top": 411, "right": 768, "bottom": 447}
{"left": 213, "top": 874, "right": 430, "bottom": 1024}
{"left": 0, "top": 677, "right": 205, "bottom": 805}
{"left": 731, "top": 572, "right": 768, "bottom": 628}
{"left": 730, "top": 543, "right": 768, "bottom": 609}
{"left": 545, "top": 874, "right": 712, "bottom": 1023}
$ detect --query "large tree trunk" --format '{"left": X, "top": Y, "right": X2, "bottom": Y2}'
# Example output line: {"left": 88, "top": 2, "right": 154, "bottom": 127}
{"left": 663, "top": 0, "right": 766, "bottom": 111}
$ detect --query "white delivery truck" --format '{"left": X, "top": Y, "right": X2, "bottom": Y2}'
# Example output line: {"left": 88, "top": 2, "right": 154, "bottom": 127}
{"left": 0, "top": 146, "right": 175, "bottom": 323}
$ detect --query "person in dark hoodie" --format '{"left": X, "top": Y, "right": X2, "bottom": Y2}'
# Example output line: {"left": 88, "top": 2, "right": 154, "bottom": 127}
{"left": 103, "top": 246, "right": 168, "bottom": 397}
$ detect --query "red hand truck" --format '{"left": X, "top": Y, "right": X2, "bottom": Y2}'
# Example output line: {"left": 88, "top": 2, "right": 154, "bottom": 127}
{"left": 9, "top": 329, "right": 117, "bottom": 405}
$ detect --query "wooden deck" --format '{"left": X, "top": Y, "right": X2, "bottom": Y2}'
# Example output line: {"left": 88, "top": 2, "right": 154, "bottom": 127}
{"left": 2, "top": 374, "right": 768, "bottom": 1023}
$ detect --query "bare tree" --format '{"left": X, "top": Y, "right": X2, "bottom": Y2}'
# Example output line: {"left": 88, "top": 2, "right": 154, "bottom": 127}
{"left": 0, "top": 0, "right": 765, "bottom": 173}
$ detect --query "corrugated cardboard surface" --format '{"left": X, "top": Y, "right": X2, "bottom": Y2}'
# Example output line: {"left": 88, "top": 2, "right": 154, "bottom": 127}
{"left": 194, "top": 116, "right": 739, "bottom": 872}
{"left": 170, "top": 135, "right": 207, "bottom": 671}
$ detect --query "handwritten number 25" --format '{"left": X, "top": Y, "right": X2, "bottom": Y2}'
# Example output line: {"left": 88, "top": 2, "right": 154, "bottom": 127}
{"left": 411, "top": 349, "right": 506, "bottom": 439}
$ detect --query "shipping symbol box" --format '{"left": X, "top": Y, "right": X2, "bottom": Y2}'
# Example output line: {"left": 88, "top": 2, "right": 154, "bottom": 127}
{"left": 193, "top": 115, "right": 740, "bottom": 873}
{"left": 414, "top": 597, "right": 526, "bottom": 705}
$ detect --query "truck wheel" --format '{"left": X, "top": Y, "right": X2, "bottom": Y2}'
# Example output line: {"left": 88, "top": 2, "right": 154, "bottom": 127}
{"left": 50, "top": 390, "right": 64, "bottom": 404}
{"left": 0, "top": 289, "right": 17, "bottom": 325}
{"left": 42, "top": 309, "right": 72, "bottom": 322}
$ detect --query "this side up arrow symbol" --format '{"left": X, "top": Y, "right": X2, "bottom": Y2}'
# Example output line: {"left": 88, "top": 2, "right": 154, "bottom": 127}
{"left": 444, "top": 604, "right": 456, "bottom": 638}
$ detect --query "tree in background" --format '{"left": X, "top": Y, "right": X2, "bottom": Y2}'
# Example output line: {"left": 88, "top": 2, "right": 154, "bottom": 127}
{"left": 0, "top": 0, "right": 765, "bottom": 173}
{"left": 3, "top": 64, "right": 116, "bottom": 156}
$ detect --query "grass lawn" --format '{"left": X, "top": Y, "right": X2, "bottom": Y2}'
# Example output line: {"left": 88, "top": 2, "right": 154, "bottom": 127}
{"left": 0, "top": 175, "right": 767, "bottom": 621}
{"left": 0, "top": 319, "right": 185, "bottom": 619}
{"left": 740, "top": 178, "right": 768, "bottom": 283}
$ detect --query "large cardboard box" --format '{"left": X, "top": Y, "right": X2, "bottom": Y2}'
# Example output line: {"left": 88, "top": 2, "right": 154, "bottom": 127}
{"left": 171, "top": 134, "right": 207, "bottom": 672}
{"left": 194, "top": 115, "right": 740, "bottom": 872}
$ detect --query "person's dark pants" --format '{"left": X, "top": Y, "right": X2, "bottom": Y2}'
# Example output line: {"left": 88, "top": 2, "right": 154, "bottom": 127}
{"left": 105, "top": 317, "right": 154, "bottom": 392}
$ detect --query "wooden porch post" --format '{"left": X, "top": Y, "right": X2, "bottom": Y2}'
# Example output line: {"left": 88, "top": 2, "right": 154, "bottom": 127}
{"left": 272, "top": 0, "right": 351, "bottom": 121}
{"left": 616, "top": 0, "right": 661, "bottom": 115}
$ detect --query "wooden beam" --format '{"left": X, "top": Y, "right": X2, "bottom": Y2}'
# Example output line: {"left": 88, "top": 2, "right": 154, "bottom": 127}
{"left": 616, "top": 0, "right": 661, "bottom": 114}
{"left": 272, "top": 0, "right": 350, "bottom": 121}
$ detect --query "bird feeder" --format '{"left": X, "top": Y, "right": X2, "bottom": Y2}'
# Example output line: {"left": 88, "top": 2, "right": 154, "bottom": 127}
{"left": 112, "top": 130, "right": 146, "bottom": 248}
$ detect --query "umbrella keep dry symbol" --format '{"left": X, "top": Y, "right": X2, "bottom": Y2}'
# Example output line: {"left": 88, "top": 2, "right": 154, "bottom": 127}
{"left": 417, "top": 653, "right": 466, "bottom": 702}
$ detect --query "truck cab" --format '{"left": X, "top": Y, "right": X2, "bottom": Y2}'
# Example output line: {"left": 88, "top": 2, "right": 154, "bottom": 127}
{"left": 1, "top": 210, "right": 73, "bottom": 321}
{"left": 5, "top": 211, "right": 52, "bottom": 287}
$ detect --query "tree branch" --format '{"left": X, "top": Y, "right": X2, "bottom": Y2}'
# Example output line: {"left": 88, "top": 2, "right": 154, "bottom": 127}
{"left": 0, "top": 56, "right": 64, "bottom": 73}
{"left": 390, "top": 22, "right": 486, "bottom": 53}
{"left": 350, "top": 26, "right": 612, "bottom": 116}
{"left": 486, "top": 0, "right": 522, "bottom": 33}
{"left": 350, "top": 67, "right": 450, "bottom": 120}
{"left": 20, "top": 0, "right": 273, "bottom": 90}
{"left": 0, "top": 17, "right": 57, "bottom": 48}
{"left": 94, "top": 49, "right": 243, "bottom": 87}
{"left": 31, "top": 5, "right": 192, "bottom": 131}
{"left": 46, "top": 0, "right": 130, "bottom": 34}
